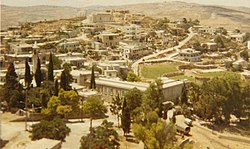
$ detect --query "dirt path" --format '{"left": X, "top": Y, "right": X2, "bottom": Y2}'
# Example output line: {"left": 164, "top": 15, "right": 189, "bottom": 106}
{"left": 190, "top": 121, "right": 250, "bottom": 149}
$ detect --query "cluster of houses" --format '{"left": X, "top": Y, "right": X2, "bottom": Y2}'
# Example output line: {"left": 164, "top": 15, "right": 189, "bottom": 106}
{"left": 0, "top": 10, "right": 192, "bottom": 103}
{"left": 1, "top": 9, "right": 249, "bottom": 101}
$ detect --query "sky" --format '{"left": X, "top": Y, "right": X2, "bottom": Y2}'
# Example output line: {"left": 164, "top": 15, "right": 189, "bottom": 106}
{"left": 1, "top": 0, "right": 250, "bottom": 8}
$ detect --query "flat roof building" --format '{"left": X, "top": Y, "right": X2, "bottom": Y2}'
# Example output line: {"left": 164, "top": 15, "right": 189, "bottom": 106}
{"left": 179, "top": 48, "right": 201, "bottom": 62}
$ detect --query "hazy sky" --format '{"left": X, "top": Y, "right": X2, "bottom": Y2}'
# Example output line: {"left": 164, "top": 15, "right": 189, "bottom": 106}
{"left": 1, "top": 0, "right": 250, "bottom": 8}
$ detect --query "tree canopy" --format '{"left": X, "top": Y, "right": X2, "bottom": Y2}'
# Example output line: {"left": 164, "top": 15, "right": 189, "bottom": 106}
{"left": 48, "top": 52, "right": 54, "bottom": 81}
{"left": 80, "top": 120, "right": 119, "bottom": 149}
{"left": 83, "top": 96, "right": 107, "bottom": 129}
{"left": 31, "top": 118, "right": 70, "bottom": 141}
{"left": 3, "top": 62, "right": 24, "bottom": 109}
{"left": 25, "top": 59, "right": 32, "bottom": 88}
{"left": 60, "top": 64, "right": 73, "bottom": 91}
{"left": 35, "top": 57, "right": 42, "bottom": 87}
{"left": 121, "top": 98, "right": 131, "bottom": 136}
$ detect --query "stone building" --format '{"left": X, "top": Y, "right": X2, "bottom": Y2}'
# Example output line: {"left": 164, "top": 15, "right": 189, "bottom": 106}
{"left": 88, "top": 12, "right": 114, "bottom": 23}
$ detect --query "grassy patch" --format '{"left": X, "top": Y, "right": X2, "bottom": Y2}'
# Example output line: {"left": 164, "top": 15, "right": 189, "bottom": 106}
{"left": 141, "top": 63, "right": 180, "bottom": 79}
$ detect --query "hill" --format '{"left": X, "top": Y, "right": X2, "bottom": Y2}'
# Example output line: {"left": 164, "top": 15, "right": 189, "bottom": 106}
{"left": 0, "top": 5, "right": 83, "bottom": 30}
{"left": 89, "top": 1, "right": 250, "bottom": 32}
{"left": 1, "top": 2, "right": 250, "bottom": 32}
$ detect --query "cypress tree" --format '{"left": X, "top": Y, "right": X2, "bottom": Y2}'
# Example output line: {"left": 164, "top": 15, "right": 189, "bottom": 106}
{"left": 5, "top": 62, "right": 18, "bottom": 89}
{"left": 121, "top": 98, "right": 131, "bottom": 136}
{"left": 181, "top": 83, "right": 188, "bottom": 104}
{"left": 90, "top": 65, "right": 96, "bottom": 89}
{"left": 60, "top": 65, "right": 72, "bottom": 91}
{"left": 4, "top": 62, "right": 24, "bottom": 109}
{"left": 48, "top": 52, "right": 54, "bottom": 81}
{"left": 25, "top": 59, "right": 32, "bottom": 88}
{"left": 35, "top": 57, "right": 42, "bottom": 87}
{"left": 54, "top": 79, "right": 59, "bottom": 96}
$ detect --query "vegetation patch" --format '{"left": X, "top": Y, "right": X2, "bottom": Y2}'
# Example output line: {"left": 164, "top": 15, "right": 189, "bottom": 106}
{"left": 141, "top": 63, "right": 181, "bottom": 79}
{"left": 197, "top": 71, "right": 238, "bottom": 78}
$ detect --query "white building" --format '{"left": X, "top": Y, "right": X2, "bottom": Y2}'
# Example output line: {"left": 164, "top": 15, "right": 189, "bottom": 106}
{"left": 123, "top": 24, "right": 142, "bottom": 37}
{"left": 229, "top": 33, "right": 247, "bottom": 43}
{"left": 56, "top": 52, "right": 85, "bottom": 68}
{"left": 91, "top": 77, "right": 184, "bottom": 102}
{"left": 179, "top": 48, "right": 201, "bottom": 62}
{"left": 122, "top": 44, "right": 153, "bottom": 60}
{"left": 57, "top": 41, "right": 80, "bottom": 50}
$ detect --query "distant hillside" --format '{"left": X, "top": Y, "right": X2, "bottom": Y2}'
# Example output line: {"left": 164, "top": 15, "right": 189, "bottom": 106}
{"left": 87, "top": 1, "right": 250, "bottom": 32}
{"left": 0, "top": 5, "right": 83, "bottom": 30}
{"left": 1, "top": 2, "right": 250, "bottom": 32}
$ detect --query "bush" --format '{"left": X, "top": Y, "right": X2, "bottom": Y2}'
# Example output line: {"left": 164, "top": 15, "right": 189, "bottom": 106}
{"left": 80, "top": 120, "right": 119, "bottom": 149}
{"left": 31, "top": 118, "right": 70, "bottom": 141}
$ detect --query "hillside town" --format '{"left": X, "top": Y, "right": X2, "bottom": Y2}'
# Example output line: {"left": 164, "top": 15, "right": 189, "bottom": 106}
{"left": 1, "top": 6, "right": 250, "bottom": 149}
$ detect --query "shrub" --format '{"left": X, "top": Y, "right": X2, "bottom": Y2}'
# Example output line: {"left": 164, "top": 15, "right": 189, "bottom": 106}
{"left": 31, "top": 118, "right": 70, "bottom": 141}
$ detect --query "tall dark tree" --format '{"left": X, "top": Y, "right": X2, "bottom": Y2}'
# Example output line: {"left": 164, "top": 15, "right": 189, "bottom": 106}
{"left": 110, "top": 94, "right": 123, "bottom": 127}
{"left": 5, "top": 62, "right": 18, "bottom": 89}
{"left": 35, "top": 57, "right": 42, "bottom": 87}
{"left": 89, "top": 65, "right": 96, "bottom": 89}
{"left": 3, "top": 62, "right": 24, "bottom": 109}
{"left": 48, "top": 52, "right": 54, "bottom": 81}
{"left": 25, "top": 59, "right": 32, "bottom": 88}
{"left": 54, "top": 79, "right": 59, "bottom": 96}
{"left": 121, "top": 98, "right": 131, "bottom": 136}
{"left": 60, "top": 64, "right": 73, "bottom": 91}
{"left": 180, "top": 83, "right": 188, "bottom": 104}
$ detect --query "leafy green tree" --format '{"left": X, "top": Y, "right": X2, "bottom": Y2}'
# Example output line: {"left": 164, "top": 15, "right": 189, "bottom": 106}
{"left": 31, "top": 118, "right": 70, "bottom": 141}
{"left": 89, "top": 65, "right": 96, "bottom": 89}
{"left": 110, "top": 94, "right": 123, "bottom": 127}
{"left": 80, "top": 120, "right": 120, "bottom": 149}
{"left": 24, "top": 59, "right": 32, "bottom": 88}
{"left": 60, "top": 64, "right": 73, "bottom": 91}
{"left": 83, "top": 96, "right": 107, "bottom": 129}
{"left": 133, "top": 121, "right": 176, "bottom": 149}
{"left": 121, "top": 98, "right": 131, "bottom": 136}
{"left": 124, "top": 88, "right": 143, "bottom": 116}
{"left": 143, "top": 79, "right": 164, "bottom": 117}
{"left": 35, "top": 57, "right": 42, "bottom": 87}
{"left": 191, "top": 74, "right": 243, "bottom": 123}
{"left": 48, "top": 52, "right": 54, "bottom": 81}
{"left": 127, "top": 71, "right": 141, "bottom": 82}
{"left": 242, "top": 81, "right": 250, "bottom": 119}
{"left": 146, "top": 111, "right": 159, "bottom": 125}
{"left": 42, "top": 90, "right": 79, "bottom": 119}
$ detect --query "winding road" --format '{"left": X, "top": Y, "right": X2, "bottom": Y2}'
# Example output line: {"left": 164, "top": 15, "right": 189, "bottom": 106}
{"left": 131, "top": 27, "right": 197, "bottom": 75}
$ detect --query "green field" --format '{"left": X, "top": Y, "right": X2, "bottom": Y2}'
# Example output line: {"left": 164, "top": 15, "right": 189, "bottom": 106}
{"left": 141, "top": 63, "right": 180, "bottom": 79}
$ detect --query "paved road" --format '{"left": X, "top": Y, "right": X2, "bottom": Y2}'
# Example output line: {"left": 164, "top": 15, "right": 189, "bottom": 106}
{"left": 131, "top": 28, "right": 197, "bottom": 75}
